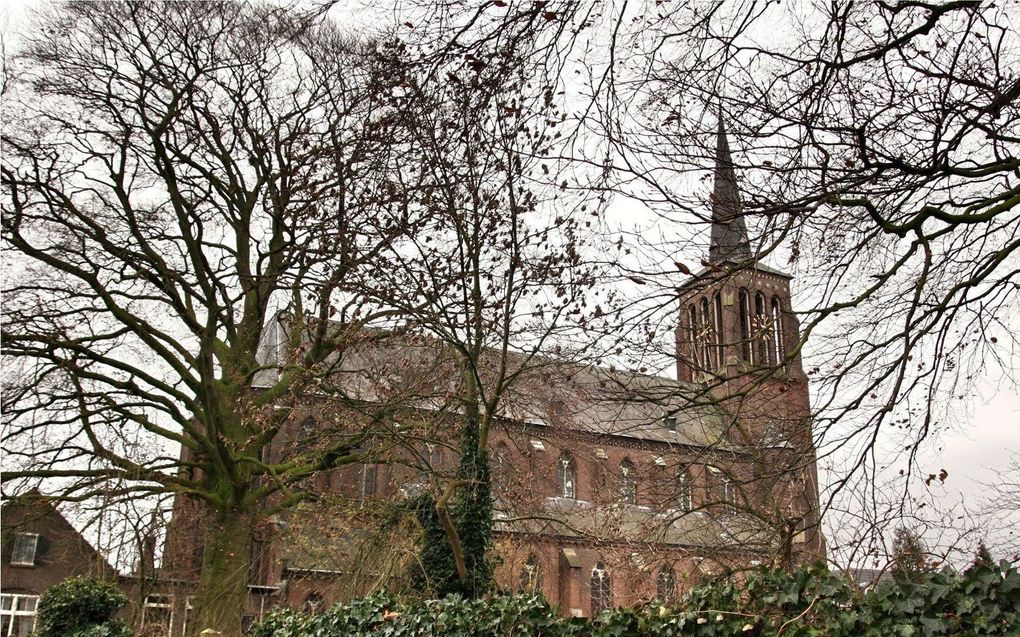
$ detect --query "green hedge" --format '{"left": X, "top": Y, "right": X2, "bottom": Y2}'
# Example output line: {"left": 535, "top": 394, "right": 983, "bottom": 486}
{"left": 252, "top": 561, "right": 1020, "bottom": 637}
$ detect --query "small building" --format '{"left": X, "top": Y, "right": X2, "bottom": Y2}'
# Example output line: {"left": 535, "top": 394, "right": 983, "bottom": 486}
{"left": 0, "top": 491, "right": 116, "bottom": 636}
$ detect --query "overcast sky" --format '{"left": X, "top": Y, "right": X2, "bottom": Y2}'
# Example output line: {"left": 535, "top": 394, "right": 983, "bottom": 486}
{"left": 3, "top": 0, "right": 1017, "bottom": 566}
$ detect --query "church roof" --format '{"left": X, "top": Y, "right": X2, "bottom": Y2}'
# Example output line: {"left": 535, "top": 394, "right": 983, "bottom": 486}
{"left": 496, "top": 496, "right": 774, "bottom": 552}
{"left": 253, "top": 320, "right": 735, "bottom": 451}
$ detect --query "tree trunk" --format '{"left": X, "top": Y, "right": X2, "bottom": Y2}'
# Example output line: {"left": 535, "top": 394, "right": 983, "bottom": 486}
{"left": 188, "top": 505, "right": 255, "bottom": 637}
{"left": 451, "top": 413, "right": 493, "bottom": 598}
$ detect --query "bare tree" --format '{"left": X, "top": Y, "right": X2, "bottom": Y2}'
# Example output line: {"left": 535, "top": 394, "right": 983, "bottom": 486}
{"left": 2, "top": 0, "right": 612, "bottom": 626}
{"left": 981, "top": 458, "right": 1020, "bottom": 562}
{"left": 6, "top": 1, "right": 1017, "bottom": 630}
{"left": 562, "top": 0, "right": 1020, "bottom": 562}
{"left": 1, "top": 2, "right": 427, "bottom": 633}
{"left": 337, "top": 16, "right": 606, "bottom": 595}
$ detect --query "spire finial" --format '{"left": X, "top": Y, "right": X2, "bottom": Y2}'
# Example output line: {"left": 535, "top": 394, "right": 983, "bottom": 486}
{"left": 709, "top": 115, "right": 752, "bottom": 263}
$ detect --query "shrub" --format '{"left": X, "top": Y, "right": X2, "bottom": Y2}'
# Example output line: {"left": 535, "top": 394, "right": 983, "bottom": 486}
{"left": 251, "top": 560, "right": 1020, "bottom": 637}
{"left": 35, "top": 576, "right": 131, "bottom": 637}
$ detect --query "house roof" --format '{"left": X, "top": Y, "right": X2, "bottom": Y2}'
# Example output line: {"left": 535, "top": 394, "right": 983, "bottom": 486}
{"left": 0, "top": 491, "right": 117, "bottom": 576}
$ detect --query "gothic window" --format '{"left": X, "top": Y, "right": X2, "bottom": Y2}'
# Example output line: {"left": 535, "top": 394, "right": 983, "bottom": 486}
{"left": 713, "top": 291, "right": 724, "bottom": 368}
{"left": 360, "top": 463, "right": 377, "bottom": 498}
{"left": 426, "top": 443, "right": 442, "bottom": 469}
{"left": 699, "top": 297, "right": 712, "bottom": 368}
{"left": 656, "top": 566, "right": 677, "bottom": 602}
{"left": 557, "top": 454, "right": 576, "bottom": 499}
{"left": 590, "top": 562, "right": 612, "bottom": 615}
{"left": 493, "top": 441, "right": 512, "bottom": 494}
{"left": 519, "top": 553, "right": 542, "bottom": 592}
{"left": 493, "top": 441, "right": 511, "bottom": 467}
{"left": 492, "top": 441, "right": 511, "bottom": 475}
{"left": 738, "top": 288, "right": 752, "bottom": 363}
{"left": 771, "top": 296, "right": 785, "bottom": 368}
{"left": 755, "top": 292, "right": 771, "bottom": 365}
{"left": 619, "top": 459, "right": 637, "bottom": 504}
{"left": 182, "top": 598, "right": 195, "bottom": 637}
{"left": 708, "top": 466, "right": 736, "bottom": 513}
{"left": 723, "top": 476, "right": 736, "bottom": 512}
{"left": 688, "top": 304, "right": 701, "bottom": 368}
{"left": 299, "top": 416, "right": 317, "bottom": 442}
{"left": 676, "top": 472, "right": 693, "bottom": 512}
{"left": 303, "top": 592, "right": 323, "bottom": 614}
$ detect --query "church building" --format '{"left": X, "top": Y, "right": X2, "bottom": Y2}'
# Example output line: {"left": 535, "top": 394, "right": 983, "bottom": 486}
{"left": 156, "top": 120, "right": 825, "bottom": 634}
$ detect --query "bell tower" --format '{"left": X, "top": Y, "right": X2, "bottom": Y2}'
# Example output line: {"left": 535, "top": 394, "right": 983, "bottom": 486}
{"left": 675, "top": 118, "right": 805, "bottom": 386}
{"left": 674, "top": 117, "right": 825, "bottom": 561}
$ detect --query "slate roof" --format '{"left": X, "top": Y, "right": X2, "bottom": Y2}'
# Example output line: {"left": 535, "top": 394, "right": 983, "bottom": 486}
{"left": 495, "top": 496, "right": 771, "bottom": 552}
{"left": 709, "top": 117, "right": 753, "bottom": 265}
{"left": 495, "top": 360, "right": 732, "bottom": 449}
{"left": 253, "top": 319, "right": 734, "bottom": 451}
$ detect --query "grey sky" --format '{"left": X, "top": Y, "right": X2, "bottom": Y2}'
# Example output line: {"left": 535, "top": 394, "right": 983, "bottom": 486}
{"left": 3, "top": 0, "right": 1017, "bottom": 567}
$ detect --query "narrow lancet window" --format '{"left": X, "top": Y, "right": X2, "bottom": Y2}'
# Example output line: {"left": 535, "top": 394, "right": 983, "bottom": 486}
{"left": 755, "top": 292, "right": 770, "bottom": 365}
{"left": 713, "top": 292, "right": 724, "bottom": 368}
{"left": 591, "top": 562, "right": 612, "bottom": 615}
{"left": 738, "top": 289, "right": 752, "bottom": 363}
{"left": 699, "top": 297, "right": 712, "bottom": 370}
{"left": 557, "top": 455, "right": 576, "bottom": 499}
{"left": 688, "top": 304, "right": 701, "bottom": 369}
{"left": 619, "top": 459, "right": 637, "bottom": 504}
{"left": 771, "top": 296, "right": 785, "bottom": 369}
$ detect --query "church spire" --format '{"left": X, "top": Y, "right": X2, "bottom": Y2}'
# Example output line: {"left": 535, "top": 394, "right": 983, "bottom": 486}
{"left": 709, "top": 117, "right": 752, "bottom": 263}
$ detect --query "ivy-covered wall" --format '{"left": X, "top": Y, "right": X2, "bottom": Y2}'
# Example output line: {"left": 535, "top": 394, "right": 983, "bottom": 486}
{"left": 252, "top": 561, "right": 1020, "bottom": 637}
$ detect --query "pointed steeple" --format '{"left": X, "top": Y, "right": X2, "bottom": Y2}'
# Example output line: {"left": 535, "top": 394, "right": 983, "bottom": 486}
{"left": 709, "top": 117, "right": 752, "bottom": 264}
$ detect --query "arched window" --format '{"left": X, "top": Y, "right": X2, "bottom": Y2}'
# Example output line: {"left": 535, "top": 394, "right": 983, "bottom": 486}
{"left": 771, "top": 296, "right": 785, "bottom": 368}
{"left": 360, "top": 463, "right": 377, "bottom": 498}
{"left": 590, "top": 562, "right": 612, "bottom": 615}
{"left": 299, "top": 417, "right": 317, "bottom": 442}
{"left": 426, "top": 443, "right": 442, "bottom": 469}
{"left": 493, "top": 441, "right": 512, "bottom": 494}
{"left": 557, "top": 455, "right": 576, "bottom": 499}
{"left": 738, "top": 288, "right": 752, "bottom": 363}
{"left": 707, "top": 465, "right": 735, "bottom": 513}
{"left": 519, "top": 553, "right": 542, "bottom": 592}
{"left": 619, "top": 459, "right": 637, "bottom": 504}
{"left": 656, "top": 566, "right": 677, "bottom": 602}
{"left": 676, "top": 472, "right": 693, "bottom": 512}
{"left": 713, "top": 291, "right": 724, "bottom": 368}
{"left": 723, "top": 475, "right": 736, "bottom": 513}
{"left": 303, "top": 592, "right": 323, "bottom": 613}
{"left": 688, "top": 304, "right": 701, "bottom": 368}
{"left": 699, "top": 297, "right": 712, "bottom": 369}
{"left": 492, "top": 441, "right": 511, "bottom": 473}
{"left": 754, "top": 292, "right": 771, "bottom": 365}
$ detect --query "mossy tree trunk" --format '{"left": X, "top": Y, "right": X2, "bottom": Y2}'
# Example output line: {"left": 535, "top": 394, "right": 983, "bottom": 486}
{"left": 189, "top": 505, "right": 256, "bottom": 636}
{"left": 414, "top": 410, "right": 494, "bottom": 597}
{"left": 450, "top": 414, "right": 493, "bottom": 597}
